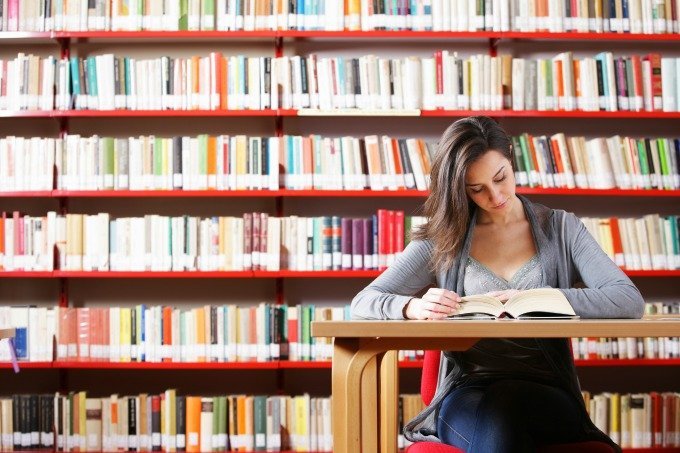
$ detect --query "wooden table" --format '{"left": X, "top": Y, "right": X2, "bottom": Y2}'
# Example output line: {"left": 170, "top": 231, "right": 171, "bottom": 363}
{"left": 311, "top": 319, "right": 680, "bottom": 453}
{"left": 0, "top": 328, "right": 14, "bottom": 340}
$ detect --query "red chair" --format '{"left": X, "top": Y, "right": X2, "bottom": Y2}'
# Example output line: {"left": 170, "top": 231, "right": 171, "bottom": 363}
{"left": 405, "top": 350, "right": 615, "bottom": 453}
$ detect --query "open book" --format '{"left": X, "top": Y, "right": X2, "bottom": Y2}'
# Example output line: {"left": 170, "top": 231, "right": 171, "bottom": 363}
{"left": 448, "top": 288, "right": 578, "bottom": 319}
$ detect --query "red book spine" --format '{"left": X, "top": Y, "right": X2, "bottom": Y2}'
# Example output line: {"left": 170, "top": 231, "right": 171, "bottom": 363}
{"left": 243, "top": 212, "right": 253, "bottom": 271}
{"left": 609, "top": 217, "right": 625, "bottom": 268}
{"left": 259, "top": 213, "right": 268, "bottom": 270}
{"left": 252, "top": 212, "right": 261, "bottom": 271}
{"left": 395, "top": 211, "right": 405, "bottom": 255}
{"left": 651, "top": 391, "right": 662, "bottom": 446}
{"left": 387, "top": 210, "right": 395, "bottom": 266}
{"left": 631, "top": 55, "right": 644, "bottom": 110}
{"left": 434, "top": 50, "right": 443, "bottom": 107}
{"left": 647, "top": 53, "right": 663, "bottom": 111}
{"left": 377, "top": 209, "right": 389, "bottom": 271}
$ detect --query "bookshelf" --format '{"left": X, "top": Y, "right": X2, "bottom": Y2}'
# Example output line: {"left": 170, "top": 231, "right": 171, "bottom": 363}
{"left": 1, "top": 13, "right": 679, "bottom": 452}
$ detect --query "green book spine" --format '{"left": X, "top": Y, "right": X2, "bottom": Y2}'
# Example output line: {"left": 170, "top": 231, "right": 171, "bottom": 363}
{"left": 657, "top": 139, "right": 670, "bottom": 188}
{"left": 69, "top": 57, "right": 81, "bottom": 96}
{"left": 179, "top": 0, "right": 188, "bottom": 29}
{"left": 199, "top": 134, "right": 208, "bottom": 184}
{"left": 154, "top": 137, "right": 163, "bottom": 185}
{"left": 518, "top": 134, "right": 535, "bottom": 187}
{"left": 635, "top": 139, "right": 650, "bottom": 184}
{"left": 212, "top": 396, "right": 220, "bottom": 452}
{"left": 86, "top": 57, "right": 98, "bottom": 106}
{"left": 404, "top": 216, "right": 412, "bottom": 246}
{"left": 104, "top": 137, "right": 115, "bottom": 190}
{"left": 254, "top": 396, "right": 266, "bottom": 451}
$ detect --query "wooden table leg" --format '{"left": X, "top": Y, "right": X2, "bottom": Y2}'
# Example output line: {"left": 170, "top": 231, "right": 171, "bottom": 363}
{"left": 379, "top": 350, "right": 398, "bottom": 453}
{"left": 361, "top": 355, "right": 379, "bottom": 452}
{"left": 332, "top": 337, "right": 360, "bottom": 453}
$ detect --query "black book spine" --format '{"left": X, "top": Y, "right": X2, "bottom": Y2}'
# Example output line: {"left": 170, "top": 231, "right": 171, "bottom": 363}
{"left": 130, "top": 308, "right": 137, "bottom": 361}
{"left": 12, "top": 395, "right": 20, "bottom": 450}
{"left": 595, "top": 59, "right": 604, "bottom": 110}
{"left": 128, "top": 397, "right": 136, "bottom": 451}
{"left": 210, "top": 306, "right": 218, "bottom": 361}
{"left": 173, "top": 136, "right": 183, "bottom": 189}
{"left": 262, "top": 138, "right": 268, "bottom": 183}
{"left": 300, "top": 57, "right": 308, "bottom": 99}
{"left": 264, "top": 57, "right": 271, "bottom": 108}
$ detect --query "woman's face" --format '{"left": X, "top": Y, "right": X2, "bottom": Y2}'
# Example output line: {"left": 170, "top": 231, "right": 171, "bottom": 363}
{"left": 464, "top": 150, "right": 516, "bottom": 213}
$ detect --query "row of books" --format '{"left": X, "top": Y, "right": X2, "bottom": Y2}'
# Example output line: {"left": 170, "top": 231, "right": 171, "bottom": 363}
{"left": 0, "top": 392, "right": 331, "bottom": 452}
{"left": 512, "top": 134, "right": 680, "bottom": 190}
{"left": 583, "top": 391, "right": 680, "bottom": 448}
{"left": 3, "top": 132, "right": 680, "bottom": 192}
{"left": 2, "top": 0, "right": 680, "bottom": 33}
{"left": 0, "top": 211, "right": 428, "bottom": 272}
{"left": 1, "top": 302, "right": 677, "bottom": 364}
{"left": 572, "top": 337, "right": 680, "bottom": 360}
{"left": 3, "top": 51, "right": 680, "bottom": 112}
{"left": 581, "top": 215, "right": 680, "bottom": 271}
{"left": 0, "top": 303, "right": 345, "bottom": 363}
{"left": 50, "top": 134, "right": 436, "bottom": 192}
{"left": 3, "top": 211, "right": 679, "bottom": 273}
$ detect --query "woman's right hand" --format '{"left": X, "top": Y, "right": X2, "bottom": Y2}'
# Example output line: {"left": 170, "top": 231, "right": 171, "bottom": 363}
{"left": 403, "top": 288, "right": 462, "bottom": 320}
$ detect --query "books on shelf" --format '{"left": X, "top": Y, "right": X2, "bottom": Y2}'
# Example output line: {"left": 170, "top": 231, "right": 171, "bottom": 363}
{"left": 582, "top": 391, "right": 680, "bottom": 448}
{"left": 0, "top": 210, "right": 427, "bottom": 272}
{"left": 573, "top": 302, "right": 680, "bottom": 360}
{"left": 0, "top": 303, "right": 352, "bottom": 363}
{"left": 1, "top": 0, "right": 679, "bottom": 33}
{"left": 1, "top": 132, "right": 679, "bottom": 193}
{"left": 2, "top": 51, "right": 680, "bottom": 112}
{"left": 3, "top": 211, "right": 678, "bottom": 273}
{"left": 0, "top": 391, "right": 331, "bottom": 452}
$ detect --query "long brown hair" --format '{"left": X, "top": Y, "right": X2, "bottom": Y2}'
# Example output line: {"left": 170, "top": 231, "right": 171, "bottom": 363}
{"left": 412, "top": 116, "right": 513, "bottom": 272}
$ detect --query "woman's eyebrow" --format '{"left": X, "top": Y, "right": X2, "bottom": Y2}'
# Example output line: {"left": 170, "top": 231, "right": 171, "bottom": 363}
{"left": 465, "top": 166, "right": 505, "bottom": 186}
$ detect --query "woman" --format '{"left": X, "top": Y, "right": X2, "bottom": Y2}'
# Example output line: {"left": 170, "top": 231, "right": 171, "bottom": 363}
{"left": 350, "top": 116, "right": 644, "bottom": 453}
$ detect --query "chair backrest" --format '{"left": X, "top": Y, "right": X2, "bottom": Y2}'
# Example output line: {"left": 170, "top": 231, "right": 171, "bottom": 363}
{"left": 421, "top": 350, "right": 442, "bottom": 405}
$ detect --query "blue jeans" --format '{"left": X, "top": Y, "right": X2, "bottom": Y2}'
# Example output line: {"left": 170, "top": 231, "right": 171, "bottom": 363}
{"left": 436, "top": 379, "right": 590, "bottom": 453}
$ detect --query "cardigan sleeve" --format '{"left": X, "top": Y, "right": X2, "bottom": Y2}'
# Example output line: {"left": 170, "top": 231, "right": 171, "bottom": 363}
{"left": 559, "top": 212, "right": 645, "bottom": 319}
{"left": 350, "top": 239, "right": 437, "bottom": 320}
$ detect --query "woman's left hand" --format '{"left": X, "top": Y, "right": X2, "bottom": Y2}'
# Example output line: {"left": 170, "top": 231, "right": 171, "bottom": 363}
{"left": 484, "top": 289, "right": 520, "bottom": 303}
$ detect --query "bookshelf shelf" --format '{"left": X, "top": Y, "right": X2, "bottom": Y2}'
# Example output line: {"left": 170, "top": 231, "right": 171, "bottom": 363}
{"left": 1, "top": 270, "right": 677, "bottom": 279}
{"left": 2, "top": 109, "right": 680, "bottom": 119}
{"left": 51, "top": 271, "right": 255, "bottom": 278}
{"left": 4, "top": 358, "right": 679, "bottom": 370}
{"left": 419, "top": 110, "right": 680, "bottom": 119}
{"left": 1, "top": 30, "right": 680, "bottom": 42}
{"left": 4, "top": 188, "right": 679, "bottom": 199}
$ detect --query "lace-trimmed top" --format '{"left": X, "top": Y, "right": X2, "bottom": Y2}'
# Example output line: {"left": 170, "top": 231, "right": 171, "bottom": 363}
{"left": 455, "top": 254, "right": 558, "bottom": 384}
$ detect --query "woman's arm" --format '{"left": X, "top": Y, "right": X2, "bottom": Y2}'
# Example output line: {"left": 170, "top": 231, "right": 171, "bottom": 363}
{"left": 351, "top": 240, "right": 437, "bottom": 320}
{"left": 560, "top": 212, "right": 645, "bottom": 319}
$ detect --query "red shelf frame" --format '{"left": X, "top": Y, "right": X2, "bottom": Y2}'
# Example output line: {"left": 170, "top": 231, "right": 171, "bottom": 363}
{"left": 1, "top": 269, "right": 678, "bottom": 278}
{"left": 52, "top": 270, "right": 255, "bottom": 278}
{"left": 5, "top": 358, "right": 680, "bottom": 370}
{"left": 5, "top": 188, "right": 680, "bottom": 198}
{"left": 3, "top": 109, "right": 680, "bottom": 119}
{"left": 1, "top": 30, "right": 680, "bottom": 41}
{"left": 0, "top": 271, "right": 56, "bottom": 278}
{"left": 419, "top": 109, "right": 680, "bottom": 118}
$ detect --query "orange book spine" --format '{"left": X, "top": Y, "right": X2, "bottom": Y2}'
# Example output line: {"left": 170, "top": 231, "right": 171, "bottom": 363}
{"left": 191, "top": 56, "right": 200, "bottom": 109}
{"left": 302, "top": 136, "right": 313, "bottom": 190}
{"left": 390, "top": 138, "right": 405, "bottom": 189}
{"left": 237, "top": 395, "right": 247, "bottom": 452}
{"left": 609, "top": 217, "right": 625, "bottom": 268}
{"left": 195, "top": 307, "right": 206, "bottom": 362}
{"left": 555, "top": 59, "right": 565, "bottom": 110}
{"left": 162, "top": 306, "right": 173, "bottom": 363}
{"left": 207, "top": 136, "right": 217, "bottom": 189}
{"left": 185, "top": 396, "right": 201, "bottom": 453}
{"left": 525, "top": 134, "right": 541, "bottom": 179}
{"left": 549, "top": 137, "right": 566, "bottom": 187}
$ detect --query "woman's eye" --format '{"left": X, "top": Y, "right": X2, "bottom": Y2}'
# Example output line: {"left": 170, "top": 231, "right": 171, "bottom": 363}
{"left": 471, "top": 188, "right": 483, "bottom": 194}
{"left": 494, "top": 176, "right": 506, "bottom": 184}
